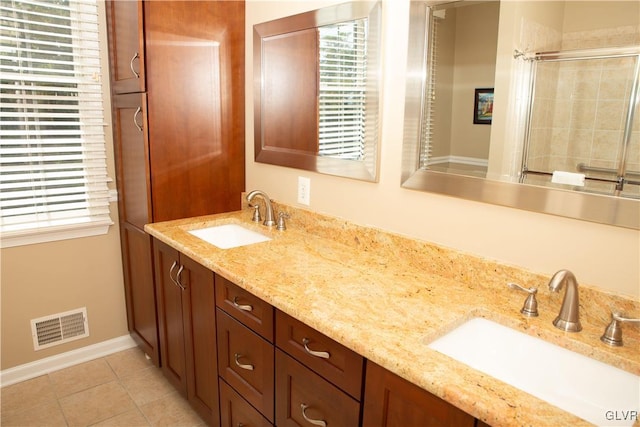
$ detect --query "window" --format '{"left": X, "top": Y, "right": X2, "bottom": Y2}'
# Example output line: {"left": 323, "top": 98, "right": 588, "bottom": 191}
{"left": 0, "top": 0, "right": 111, "bottom": 248}
{"left": 318, "top": 19, "right": 368, "bottom": 161}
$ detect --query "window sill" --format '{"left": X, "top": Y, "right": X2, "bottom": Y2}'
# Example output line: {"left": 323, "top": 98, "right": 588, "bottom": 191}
{"left": 1, "top": 219, "right": 114, "bottom": 249}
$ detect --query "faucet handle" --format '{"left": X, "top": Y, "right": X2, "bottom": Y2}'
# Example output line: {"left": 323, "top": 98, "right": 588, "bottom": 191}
{"left": 600, "top": 311, "right": 640, "bottom": 347}
{"left": 507, "top": 282, "right": 539, "bottom": 317}
{"left": 249, "top": 203, "right": 261, "bottom": 222}
{"left": 276, "top": 211, "right": 290, "bottom": 231}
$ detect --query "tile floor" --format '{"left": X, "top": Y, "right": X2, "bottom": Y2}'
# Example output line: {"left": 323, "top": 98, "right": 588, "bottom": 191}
{"left": 1, "top": 347, "right": 207, "bottom": 427}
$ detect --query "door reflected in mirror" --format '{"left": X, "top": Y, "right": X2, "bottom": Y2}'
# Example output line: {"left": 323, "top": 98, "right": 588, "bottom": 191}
{"left": 424, "top": 1, "right": 500, "bottom": 179}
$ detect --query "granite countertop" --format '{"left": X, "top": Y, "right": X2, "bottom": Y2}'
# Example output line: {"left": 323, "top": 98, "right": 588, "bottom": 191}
{"left": 145, "top": 205, "right": 640, "bottom": 427}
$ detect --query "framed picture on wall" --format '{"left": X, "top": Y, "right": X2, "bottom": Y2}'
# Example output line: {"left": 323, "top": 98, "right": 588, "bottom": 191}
{"left": 473, "top": 88, "right": 494, "bottom": 125}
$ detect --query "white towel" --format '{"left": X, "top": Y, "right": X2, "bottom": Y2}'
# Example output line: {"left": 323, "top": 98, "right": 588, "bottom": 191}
{"left": 551, "top": 171, "right": 585, "bottom": 186}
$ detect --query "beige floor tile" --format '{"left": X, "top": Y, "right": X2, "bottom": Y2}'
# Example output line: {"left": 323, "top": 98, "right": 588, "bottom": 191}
{"left": 59, "top": 381, "right": 136, "bottom": 426}
{"left": 0, "top": 400, "right": 67, "bottom": 427}
{"left": 105, "top": 348, "right": 154, "bottom": 379}
{"left": 120, "top": 366, "right": 175, "bottom": 406}
{"left": 0, "top": 375, "right": 57, "bottom": 415}
{"left": 139, "top": 391, "right": 205, "bottom": 427}
{"left": 91, "top": 407, "right": 150, "bottom": 426}
{"left": 49, "top": 358, "right": 118, "bottom": 398}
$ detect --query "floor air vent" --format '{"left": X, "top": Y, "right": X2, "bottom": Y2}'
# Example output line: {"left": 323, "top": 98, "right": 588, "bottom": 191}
{"left": 31, "top": 307, "right": 89, "bottom": 350}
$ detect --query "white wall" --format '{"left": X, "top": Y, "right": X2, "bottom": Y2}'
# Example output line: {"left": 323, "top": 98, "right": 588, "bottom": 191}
{"left": 246, "top": 0, "right": 640, "bottom": 298}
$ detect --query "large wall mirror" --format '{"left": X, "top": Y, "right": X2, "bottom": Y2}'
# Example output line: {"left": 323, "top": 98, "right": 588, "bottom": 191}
{"left": 402, "top": 0, "right": 640, "bottom": 229}
{"left": 254, "top": 1, "right": 381, "bottom": 182}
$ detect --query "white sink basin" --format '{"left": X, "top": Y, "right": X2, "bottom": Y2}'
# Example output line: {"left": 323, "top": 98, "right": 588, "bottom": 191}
{"left": 428, "top": 317, "right": 640, "bottom": 426}
{"left": 188, "top": 224, "right": 271, "bottom": 249}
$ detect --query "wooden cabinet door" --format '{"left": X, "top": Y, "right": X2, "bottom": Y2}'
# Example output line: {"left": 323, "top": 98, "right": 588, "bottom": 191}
{"left": 220, "top": 379, "right": 273, "bottom": 427}
{"left": 112, "top": 93, "right": 151, "bottom": 229}
{"left": 105, "top": 0, "right": 145, "bottom": 94}
{"left": 363, "top": 362, "right": 476, "bottom": 427}
{"left": 145, "top": 1, "right": 245, "bottom": 222}
{"left": 181, "top": 255, "right": 218, "bottom": 425}
{"left": 275, "top": 310, "right": 364, "bottom": 400}
{"left": 153, "top": 240, "right": 187, "bottom": 395}
{"left": 260, "top": 28, "right": 318, "bottom": 153}
{"left": 119, "top": 223, "right": 158, "bottom": 366}
{"left": 217, "top": 309, "right": 275, "bottom": 422}
{"left": 216, "top": 275, "right": 274, "bottom": 342}
{"left": 275, "top": 350, "right": 360, "bottom": 427}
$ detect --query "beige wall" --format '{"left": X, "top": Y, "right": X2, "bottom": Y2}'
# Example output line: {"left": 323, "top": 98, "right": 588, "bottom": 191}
{"left": 449, "top": 1, "right": 498, "bottom": 160}
{"left": 0, "top": 1, "right": 128, "bottom": 370}
{"left": 247, "top": 0, "right": 640, "bottom": 298}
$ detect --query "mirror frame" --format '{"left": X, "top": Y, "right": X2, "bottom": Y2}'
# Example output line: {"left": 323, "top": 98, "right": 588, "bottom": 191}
{"left": 401, "top": 1, "right": 640, "bottom": 230}
{"left": 253, "top": 1, "right": 382, "bottom": 182}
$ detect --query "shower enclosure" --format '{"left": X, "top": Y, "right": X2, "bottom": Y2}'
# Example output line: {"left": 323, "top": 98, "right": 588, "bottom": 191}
{"left": 521, "top": 46, "right": 640, "bottom": 199}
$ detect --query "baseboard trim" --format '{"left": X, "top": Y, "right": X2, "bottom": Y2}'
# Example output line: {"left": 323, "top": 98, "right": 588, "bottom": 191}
{"left": 0, "top": 334, "right": 137, "bottom": 387}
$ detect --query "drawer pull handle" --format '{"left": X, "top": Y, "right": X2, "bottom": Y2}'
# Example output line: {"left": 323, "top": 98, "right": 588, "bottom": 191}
{"left": 234, "top": 353, "right": 254, "bottom": 371}
{"left": 130, "top": 52, "right": 140, "bottom": 78}
{"left": 175, "top": 265, "right": 186, "bottom": 290}
{"left": 133, "top": 106, "right": 143, "bottom": 132}
{"left": 169, "top": 261, "right": 179, "bottom": 286}
{"left": 302, "top": 338, "right": 330, "bottom": 359}
{"left": 300, "top": 404, "right": 326, "bottom": 427}
{"left": 232, "top": 297, "right": 253, "bottom": 312}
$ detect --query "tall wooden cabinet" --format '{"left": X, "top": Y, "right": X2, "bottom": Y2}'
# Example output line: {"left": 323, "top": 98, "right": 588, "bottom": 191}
{"left": 106, "top": 1, "right": 245, "bottom": 366}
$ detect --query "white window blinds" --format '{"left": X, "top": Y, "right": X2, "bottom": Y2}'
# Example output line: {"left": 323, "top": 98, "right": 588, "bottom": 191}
{"left": 318, "top": 19, "right": 367, "bottom": 161}
{"left": 0, "top": 0, "right": 112, "bottom": 246}
{"left": 420, "top": 9, "right": 439, "bottom": 168}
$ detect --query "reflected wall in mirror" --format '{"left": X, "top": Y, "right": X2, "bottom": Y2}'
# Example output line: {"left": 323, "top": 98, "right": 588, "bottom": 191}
{"left": 402, "top": 0, "right": 640, "bottom": 229}
{"left": 423, "top": 1, "right": 500, "bottom": 178}
{"left": 254, "top": 1, "right": 381, "bottom": 182}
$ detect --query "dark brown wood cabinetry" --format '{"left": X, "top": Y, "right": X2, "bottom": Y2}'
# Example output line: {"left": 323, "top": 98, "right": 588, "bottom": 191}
{"left": 106, "top": 0, "right": 145, "bottom": 95}
{"left": 111, "top": 89, "right": 157, "bottom": 365}
{"left": 219, "top": 380, "right": 272, "bottom": 427}
{"left": 217, "top": 309, "right": 275, "bottom": 422}
{"left": 275, "top": 349, "right": 361, "bottom": 427}
{"left": 149, "top": 239, "right": 490, "bottom": 426}
{"left": 153, "top": 239, "right": 218, "bottom": 425}
{"left": 106, "top": 0, "right": 245, "bottom": 366}
{"left": 275, "top": 310, "right": 364, "bottom": 399}
{"left": 363, "top": 361, "right": 477, "bottom": 427}
{"left": 274, "top": 311, "right": 364, "bottom": 427}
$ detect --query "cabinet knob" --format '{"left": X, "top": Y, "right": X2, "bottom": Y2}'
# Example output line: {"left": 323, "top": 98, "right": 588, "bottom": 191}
{"left": 300, "top": 404, "right": 327, "bottom": 427}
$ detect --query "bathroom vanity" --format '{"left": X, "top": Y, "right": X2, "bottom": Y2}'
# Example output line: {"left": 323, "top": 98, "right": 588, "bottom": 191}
{"left": 145, "top": 204, "right": 640, "bottom": 427}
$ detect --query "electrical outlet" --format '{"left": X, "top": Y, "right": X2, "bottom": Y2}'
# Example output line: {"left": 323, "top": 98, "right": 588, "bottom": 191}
{"left": 297, "top": 176, "right": 311, "bottom": 205}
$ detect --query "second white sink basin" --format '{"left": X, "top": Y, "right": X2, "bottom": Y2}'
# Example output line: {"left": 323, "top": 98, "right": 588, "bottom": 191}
{"left": 188, "top": 224, "right": 271, "bottom": 249}
{"left": 428, "top": 317, "right": 640, "bottom": 426}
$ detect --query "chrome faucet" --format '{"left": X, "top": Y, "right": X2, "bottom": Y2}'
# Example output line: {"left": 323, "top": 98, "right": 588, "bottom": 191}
{"left": 548, "top": 269, "right": 582, "bottom": 332}
{"left": 246, "top": 190, "right": 276, "bottom": 226}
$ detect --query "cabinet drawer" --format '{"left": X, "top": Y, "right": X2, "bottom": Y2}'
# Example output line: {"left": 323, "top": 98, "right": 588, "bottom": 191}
{"left": 216, "top": 275, "right": 274, "bottom": 342}
{"left": 276, "top": 310, "right": 364, "bottom": 400}
{"left": 217, "top": 308, "right": 275, "bottom": 422}
{"left": 220, "top": 379, "right": 273, "bottom": 427}
{"left": 275, "top": 349, "right": 360, "bottom": 427}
